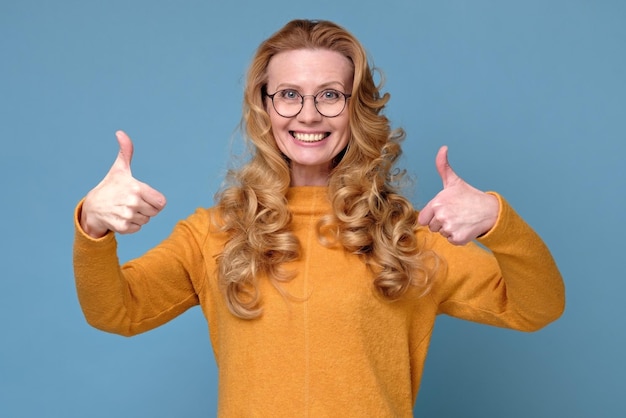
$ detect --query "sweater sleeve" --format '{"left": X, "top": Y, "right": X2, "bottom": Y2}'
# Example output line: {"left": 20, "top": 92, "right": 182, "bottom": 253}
{"left": 426, "top": 193, "right": 565, "bottom": 331}
{"left": 72, "top": 200, "right": 209, "bottom": 336}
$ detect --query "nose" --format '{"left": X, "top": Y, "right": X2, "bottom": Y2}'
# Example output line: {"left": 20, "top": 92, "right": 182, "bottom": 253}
{"left": 296, "top": 95, "right": 322, "bottom": 123}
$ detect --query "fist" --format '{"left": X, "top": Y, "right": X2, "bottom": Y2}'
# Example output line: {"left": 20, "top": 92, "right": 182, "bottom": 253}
{"left": 80, "top": 131, "right": 167, "bottom": 238}
{"left": 418, "top": 146, "right": 499, "bottom": 245}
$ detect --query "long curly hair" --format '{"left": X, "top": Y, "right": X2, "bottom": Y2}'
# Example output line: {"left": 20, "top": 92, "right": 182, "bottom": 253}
{"left": 215, "top": 19, "right": 438, "bottom": 319}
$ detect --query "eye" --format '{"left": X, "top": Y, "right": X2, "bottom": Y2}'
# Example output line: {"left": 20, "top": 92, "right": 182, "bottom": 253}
{"left": 278, "top": 89, "right": 301, "bottom": 100}
{"left": 318, "top": 89, "right": 341, "bottom": 101}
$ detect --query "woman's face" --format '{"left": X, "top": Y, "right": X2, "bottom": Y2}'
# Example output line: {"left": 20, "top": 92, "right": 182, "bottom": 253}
{"left": 265, "top": 49, "right": 353, "bottom": 186}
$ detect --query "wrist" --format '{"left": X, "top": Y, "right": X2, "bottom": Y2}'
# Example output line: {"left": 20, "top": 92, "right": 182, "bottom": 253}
{"left": 78, "top": 205, "right": 109, "bottom": 239}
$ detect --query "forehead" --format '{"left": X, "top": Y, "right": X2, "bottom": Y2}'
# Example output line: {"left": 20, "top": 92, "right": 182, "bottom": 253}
{"left": 266, "top": 49, "right": 354, "bottom": 90}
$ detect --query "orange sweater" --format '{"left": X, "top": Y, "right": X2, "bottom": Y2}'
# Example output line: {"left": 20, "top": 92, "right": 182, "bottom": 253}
{"left": 73, "top": 187, "right": 564, "bottom": 417}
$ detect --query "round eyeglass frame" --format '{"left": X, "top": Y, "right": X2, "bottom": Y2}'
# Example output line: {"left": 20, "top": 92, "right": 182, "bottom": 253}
{"left": 264, "top": 89, "right": 351, "bottom": 118}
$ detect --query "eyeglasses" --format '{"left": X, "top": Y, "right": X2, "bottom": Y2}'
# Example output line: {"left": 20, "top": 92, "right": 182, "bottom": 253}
{"left": 265, "top": 88, "right": 351, "bottom": 118}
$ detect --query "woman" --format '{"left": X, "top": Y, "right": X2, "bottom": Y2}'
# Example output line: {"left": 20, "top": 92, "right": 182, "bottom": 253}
{"left": 74, "top": 19, "right": 565, "bottom": 417}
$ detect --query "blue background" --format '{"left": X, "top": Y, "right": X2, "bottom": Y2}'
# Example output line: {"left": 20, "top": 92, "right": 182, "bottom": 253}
{"left": 1, "top": 1, "right": 624, "bottom": 417}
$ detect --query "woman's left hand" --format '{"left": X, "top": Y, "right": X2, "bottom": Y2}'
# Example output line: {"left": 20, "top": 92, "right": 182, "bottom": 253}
{"left": 418, "top": 146, "right": 500, "bottom": 246}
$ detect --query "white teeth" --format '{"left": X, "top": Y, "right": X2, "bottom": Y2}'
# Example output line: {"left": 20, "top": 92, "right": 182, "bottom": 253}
{"left": 293, "top": 132, "right": 326, "bottom": 142}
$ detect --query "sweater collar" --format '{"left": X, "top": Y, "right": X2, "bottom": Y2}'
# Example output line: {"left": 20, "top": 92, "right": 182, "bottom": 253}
{"left": 286, "top": 187, "right": 331, "bottom": 216}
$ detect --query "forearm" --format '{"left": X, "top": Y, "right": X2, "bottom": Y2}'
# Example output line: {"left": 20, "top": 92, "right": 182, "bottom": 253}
{"left": 73, "top": 206, "right": 136, "bottom": 335}
{"left": 477, "top": 194, "right": 565, "bottom": 330}
{"left": 72, "top": 201, "right": 200, "bottom": 336}
{"left": 432, "top": 194, "right": 565, "bottom": 331}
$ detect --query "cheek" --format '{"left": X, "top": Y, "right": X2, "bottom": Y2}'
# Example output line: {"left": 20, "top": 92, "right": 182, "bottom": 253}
{"left": 336, "top": 117, "right": 352, "bottom": 145}
{"left": 269, "top": 114, "right": 288, "bottom": 141}
{"left": 340, "top": 126, "right": 351, "bottom": 146}
{"left": 268, "top": 115, "right": 290, "bottom": 155}
{"left": 265, "top": 98, "right": 282, "bottom": 132}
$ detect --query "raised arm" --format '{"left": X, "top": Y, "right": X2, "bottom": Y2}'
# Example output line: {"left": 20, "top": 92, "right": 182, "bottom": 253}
{"left": 419, "top": 146, "right": 565, "bottom": 330}
{"left": 73, "top": 132, "right": 199, "bottom": 336}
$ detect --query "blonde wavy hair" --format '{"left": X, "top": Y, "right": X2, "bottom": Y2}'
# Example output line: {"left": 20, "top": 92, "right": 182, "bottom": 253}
{"left": 216, "top": 19, "right": 438, "bottom": 319}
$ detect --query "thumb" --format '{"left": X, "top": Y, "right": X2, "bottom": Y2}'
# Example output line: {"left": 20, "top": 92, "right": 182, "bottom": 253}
{"left": 112, "top": 130, "right": 134, "bottom": 172}
{"left": 435, "top": 145, "right": 460, "bottom": 188}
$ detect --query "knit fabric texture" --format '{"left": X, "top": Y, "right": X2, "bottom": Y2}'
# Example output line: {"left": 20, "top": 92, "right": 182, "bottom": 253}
{"left": 73, "top": 186, "right": 564, "bottom": 417}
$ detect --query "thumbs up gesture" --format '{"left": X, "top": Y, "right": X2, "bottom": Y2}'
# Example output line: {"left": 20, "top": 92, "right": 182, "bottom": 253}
{"left": 80, "top": 131, "right": 167, "bottom": 238}
{"left": 417, "top": 146, "right": 499, "bottom": 246}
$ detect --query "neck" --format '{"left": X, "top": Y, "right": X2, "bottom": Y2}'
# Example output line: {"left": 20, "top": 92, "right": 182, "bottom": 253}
{"left": 290, "top": 164, "right": 331, "bottom": 186}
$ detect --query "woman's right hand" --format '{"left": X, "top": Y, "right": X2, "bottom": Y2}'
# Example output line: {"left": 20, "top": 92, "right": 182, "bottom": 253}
{"left": 80, "top": 130, "right": 167, "bottom": 238}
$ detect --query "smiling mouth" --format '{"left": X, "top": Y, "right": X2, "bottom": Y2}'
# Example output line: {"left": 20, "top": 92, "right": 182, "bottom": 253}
{"left": 291, "top": 131, "right": 330, "bottom": 143}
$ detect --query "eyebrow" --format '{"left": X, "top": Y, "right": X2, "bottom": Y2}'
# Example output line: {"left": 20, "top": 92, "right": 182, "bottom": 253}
{"left": 272, "top": 81, "right": 348, "bottom": 93}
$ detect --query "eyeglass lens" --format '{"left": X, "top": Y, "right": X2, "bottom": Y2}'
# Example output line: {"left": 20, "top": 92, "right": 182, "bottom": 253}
{"left": 270, "top": 89, "right": 348, "bottom": 118}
